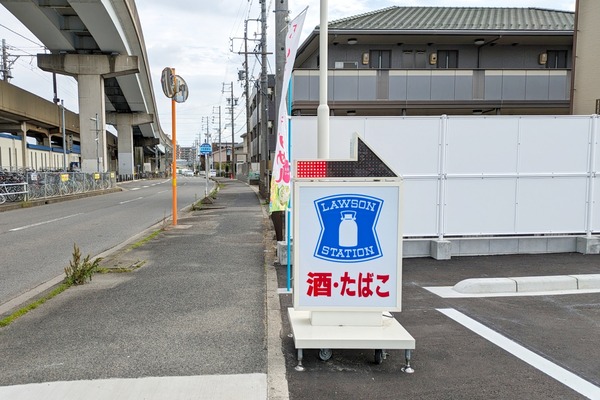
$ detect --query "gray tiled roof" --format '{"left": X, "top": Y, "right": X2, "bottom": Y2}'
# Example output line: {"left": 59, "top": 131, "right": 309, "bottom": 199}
{"left": 327, "top": 7, "right": 574, "bottom": 31}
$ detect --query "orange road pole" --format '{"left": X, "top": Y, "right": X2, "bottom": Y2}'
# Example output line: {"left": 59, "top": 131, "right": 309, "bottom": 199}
{"left": 171, "top": 69, "right": 178, "bottom": 226}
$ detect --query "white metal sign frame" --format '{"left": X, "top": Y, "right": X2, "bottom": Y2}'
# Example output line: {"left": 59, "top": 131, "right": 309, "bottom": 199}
{"left": 293, "top": 179, "right": 403, "bottom": 312}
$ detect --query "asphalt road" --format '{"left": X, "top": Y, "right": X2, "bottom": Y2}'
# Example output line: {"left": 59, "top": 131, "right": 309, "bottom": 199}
{"left": 0, "top": 176, "right": 210, "bottom": 309}
{"left": 1, "top": 177, "right": 599, "bottom": 399}
{"left": 278, "top": 253, "right": 600, "bottom": 400}
{"left": 0, "top": 179, "right": 269, "bottom": 399}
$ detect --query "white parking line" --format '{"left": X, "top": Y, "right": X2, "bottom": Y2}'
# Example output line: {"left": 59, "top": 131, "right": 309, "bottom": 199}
{"left": 119, "top": 197, "right": 144, "bottom": 205}
{"left": 438, "top": 308, "right": 600, "bottom": 400}
{"left": 9, "top": 213, "right": 84, "bottom": 232}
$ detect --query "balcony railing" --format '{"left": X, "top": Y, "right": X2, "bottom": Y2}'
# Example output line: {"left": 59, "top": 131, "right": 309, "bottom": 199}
{"left": 292, "top": 69, "right": 571, "bottom": 103}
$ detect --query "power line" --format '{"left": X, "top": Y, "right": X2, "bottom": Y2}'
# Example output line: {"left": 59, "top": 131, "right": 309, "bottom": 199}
{"left": 0, "top": 23, "right": 45, "bottom": 47}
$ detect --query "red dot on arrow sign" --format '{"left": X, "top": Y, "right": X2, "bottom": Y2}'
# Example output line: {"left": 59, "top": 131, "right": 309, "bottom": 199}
{"left": 297, "top": 161, "right": 327, "bottom": 178}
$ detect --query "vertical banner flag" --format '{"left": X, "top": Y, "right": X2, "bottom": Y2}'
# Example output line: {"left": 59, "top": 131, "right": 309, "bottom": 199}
{"left": 269, "top": 8, "right": 308, "bottom": 213}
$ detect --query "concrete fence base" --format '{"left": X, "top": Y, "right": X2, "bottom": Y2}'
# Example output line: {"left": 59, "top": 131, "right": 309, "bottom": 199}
{"left": 276, "top": 235, "right": 600, "bottom": 263}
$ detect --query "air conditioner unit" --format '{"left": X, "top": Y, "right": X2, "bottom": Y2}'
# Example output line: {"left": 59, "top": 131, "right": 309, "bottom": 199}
{"left": 334, "top": 61, "right": 358, "bottom": 69}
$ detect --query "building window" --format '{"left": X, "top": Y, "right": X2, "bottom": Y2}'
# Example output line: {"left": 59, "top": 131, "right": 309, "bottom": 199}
{"left": 437, "top": 50, "right": 459, "bottom": 68}
{"left": 546, "top": 50, "right": 568, "bottom": 69}
{"left": 401, "top": 50, "right": 427, "bottom": 68}
{"left": 369, "top": 50, "right": 391, "bottom": 69}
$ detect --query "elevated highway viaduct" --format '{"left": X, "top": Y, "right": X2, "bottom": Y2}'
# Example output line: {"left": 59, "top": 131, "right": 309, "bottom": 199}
{"left": 0, "top": 0, "right": 171, "bottom": 176}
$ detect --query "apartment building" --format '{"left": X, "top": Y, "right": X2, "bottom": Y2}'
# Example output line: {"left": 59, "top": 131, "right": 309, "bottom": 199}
{"left": 292, "top": 6, "right": 574, "bottom": 116}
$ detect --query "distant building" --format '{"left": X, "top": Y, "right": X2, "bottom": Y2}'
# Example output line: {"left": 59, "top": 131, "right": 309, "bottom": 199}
{"left": 292, "top": 6, "right": 574, "bottom": 117}
{"left": 571, "top": 1, "right": 600, "bottom": 114}
{"left": 246, "top": 74, "right": 276, "bottom": 163}
{"left": 177, "top": 146, "right": 196, "bottom": 166}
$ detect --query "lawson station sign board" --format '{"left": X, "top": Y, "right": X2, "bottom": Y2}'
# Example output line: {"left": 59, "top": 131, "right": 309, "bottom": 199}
{"left": 292, "top": 138, "right": 403, "bottom": 312}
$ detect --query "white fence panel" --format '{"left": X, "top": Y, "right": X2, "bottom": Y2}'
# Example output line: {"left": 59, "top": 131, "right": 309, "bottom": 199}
{"left": 446, "top": 117, "right": 520, "bottom": 174}
{"left": 292, "top": 118, "right": 319, "bottom": 159}
{"left": 363, "top": 117, "right": 442, "bottom": 176}
{"left": 445, "top": 178, "right": 517, "bottom": 236}
{"left": 517, "top": 177, "right": 588, "bottom": 234}
{"left": 363, "top": 117, "right": 442, "bottom": 236}
{"left": 291, "top": 114, "right": 600, "bottom": 238}
{"left": 402, "top": 179, "right": 440, "bottom": 236}
{"left": 594, "top": 176, "right": 600, "bottom": 232}
{"left": 517, "top": 117, "right": 591, "bottom": 173}
{"left": 329, "top": 118, "right": 365, "bottom": 159}
{"left": 592, "top": 118, "right": 600, "bottom": 233}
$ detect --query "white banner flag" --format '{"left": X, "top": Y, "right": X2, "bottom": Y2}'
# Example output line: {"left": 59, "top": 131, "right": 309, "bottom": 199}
{"left": 270, "top": 8, "right": 308, "bottom": 213}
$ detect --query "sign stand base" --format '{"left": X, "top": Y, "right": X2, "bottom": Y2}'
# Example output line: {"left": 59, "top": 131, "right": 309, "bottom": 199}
{"left": 288, "top": 308, "right": 415, "bottom": 372}
{"left": 310, "top": 310, "right": 383, "bottom": 326}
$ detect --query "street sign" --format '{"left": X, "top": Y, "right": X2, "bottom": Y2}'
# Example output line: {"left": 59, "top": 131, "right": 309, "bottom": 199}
{"left": 200, "top": 143, "right": 212, "bottom": 155}
{"left": 288, "top": 136, "right": 414, "bottom": 372}
{"left": 294, "top": 180, "right": 402, "bottom": 312}
{"left": 293, "top": 136, "right": 403, "bottom": 312}
{"left": 296, "top": 138, "right": 397, "bottom": 179}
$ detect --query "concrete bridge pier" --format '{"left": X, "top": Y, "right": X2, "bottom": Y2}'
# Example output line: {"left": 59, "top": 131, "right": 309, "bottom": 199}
{"left": 38, "top": 53, "right": 139, "bottom": 173}
{"left": 107, "top": 113, "right": 154, "bottom": 178}
{"left": 18, "top": 122, "right": 28, "bottom": 169}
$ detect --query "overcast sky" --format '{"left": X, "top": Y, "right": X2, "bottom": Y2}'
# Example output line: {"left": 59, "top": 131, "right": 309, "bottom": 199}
{"left": 0, "top": 0, "right": 576, "bottom": 147}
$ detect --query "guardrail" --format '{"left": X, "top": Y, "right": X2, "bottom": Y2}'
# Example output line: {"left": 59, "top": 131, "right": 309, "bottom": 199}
{"left": 0, "top": 182, "right": 28, "bottom": 204}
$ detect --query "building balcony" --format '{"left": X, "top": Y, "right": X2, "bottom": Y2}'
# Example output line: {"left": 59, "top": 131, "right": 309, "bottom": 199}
{"left": 292, "top": 68, "right": 571, "bottom": 115}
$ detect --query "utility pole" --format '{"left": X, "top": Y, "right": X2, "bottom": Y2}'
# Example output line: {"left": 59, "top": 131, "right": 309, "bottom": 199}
{"left": 242, "top": 20, "right": 251, "bottom": 170}
{"left": 260, "top": 0, "right": 269, "bottom": 195}
{"left": 232, "top": 19, "right": 260, "bottom": 169}
{"left": 1, "top": 39, "right": 23, "bottom": 82}
{"left": 205, "top": 117, "right": 211, "bottom": 192}
{"left": 212, "top": 105, "right": 222, "bottom": 176}
{"left": 199, "top": 127, "right": 203, "bottom": 170}
{"left": 1, "top": 39, "right": 11, "bottom": 81}
{"left": 60, "top": 100, "right": 66, "bottom": 170}
{"left": 230, "top": 82, "right": 235, "bottom": 179}
{"left": 223, "top": 82, "right": 237, "bottom": 178}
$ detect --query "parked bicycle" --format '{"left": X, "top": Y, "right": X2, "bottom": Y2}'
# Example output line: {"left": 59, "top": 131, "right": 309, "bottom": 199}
{"left": 0, "top": 170, "right": 27, "bottom": 203}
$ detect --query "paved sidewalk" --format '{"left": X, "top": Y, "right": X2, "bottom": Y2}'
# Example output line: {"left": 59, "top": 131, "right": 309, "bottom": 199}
{"left": 0, "top": 179, "right": 284, "bottom": 399}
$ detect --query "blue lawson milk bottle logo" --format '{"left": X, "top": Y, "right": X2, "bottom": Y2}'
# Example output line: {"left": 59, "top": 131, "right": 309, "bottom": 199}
{"left": 314, "top": 194, "right": 383, "bottom": 263}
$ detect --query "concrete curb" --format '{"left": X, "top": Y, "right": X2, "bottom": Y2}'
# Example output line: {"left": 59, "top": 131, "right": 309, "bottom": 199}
{"left": 453, "top": 274, "right": 600, "bottom": 294}
{"left": 246, "top": 181, "right": 289, "bottom": 400}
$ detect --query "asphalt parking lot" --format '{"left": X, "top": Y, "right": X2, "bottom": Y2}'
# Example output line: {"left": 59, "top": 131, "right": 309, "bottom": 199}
{"left": 277, "top": 253, "right": 600, "bottom": 400}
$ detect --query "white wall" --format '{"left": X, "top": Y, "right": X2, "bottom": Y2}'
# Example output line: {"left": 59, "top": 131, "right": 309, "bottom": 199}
{"left": 1, "top": 135, "right": 80, "bottom": 171}
{"left": 0, "top": 135, "right": 23, "bottom": 170}
{"left": 291, "top": 115, "right": 600, "bottom": 238}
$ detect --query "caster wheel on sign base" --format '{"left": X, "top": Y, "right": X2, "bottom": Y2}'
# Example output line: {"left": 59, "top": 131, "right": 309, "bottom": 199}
{"left": 374, "top": 349, "right": 385, "bottom": 364}
{"left": 318, "top": 348, "right": 332, "bottom": 361}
